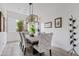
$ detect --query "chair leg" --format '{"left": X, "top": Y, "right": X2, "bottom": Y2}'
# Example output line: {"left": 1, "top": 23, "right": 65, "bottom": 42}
{"left": 24, "top": 48, "right": 26, "bottom": 55}
{"left": 39, "top": 53, "right": 42, "bottom": 56}
{"left": 49, "top": 49, "right": 52, "bottom": 56}
{"left": 22, "top": 45, "right": 24, "bottom": 52}
{"left": 19, "top": 42, "right": 22, "bottom": 49}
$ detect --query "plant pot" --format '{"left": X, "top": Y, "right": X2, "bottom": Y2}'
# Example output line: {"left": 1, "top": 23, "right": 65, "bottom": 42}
{"left": 30, "top": 34, "right": 34, "bottom": 37}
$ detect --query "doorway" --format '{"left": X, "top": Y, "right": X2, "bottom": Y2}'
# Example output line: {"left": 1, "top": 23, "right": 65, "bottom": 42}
{"left": 0, "top": 12, "right": 5, "bottom": 32}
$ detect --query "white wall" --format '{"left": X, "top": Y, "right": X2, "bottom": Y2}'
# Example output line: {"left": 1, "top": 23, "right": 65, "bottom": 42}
{"left": 7, "top": 32, "right": 20, "bottom": 42}
{"left": 0, "top": 32, "right": 7, "bottom": 55}
{"left": 33, "top": 3, "right": 79, "bottom": 54}
{"left": 7, "top": 11, "right": 27, "bottom": 32}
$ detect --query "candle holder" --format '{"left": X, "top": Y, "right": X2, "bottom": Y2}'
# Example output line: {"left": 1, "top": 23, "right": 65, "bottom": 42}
{"left": 68, "top": 15, "right": 78, "bottom": 56}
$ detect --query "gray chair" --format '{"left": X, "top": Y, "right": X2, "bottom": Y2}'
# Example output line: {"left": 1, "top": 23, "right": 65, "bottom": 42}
{"left": 19, "top": 32, "right": 24, "bottom": 52}
{"left": 33, "top": 33, "right": 53, "bottom": 56}
{"left": 19, "top": 32, "right": 32, "bottom": 55}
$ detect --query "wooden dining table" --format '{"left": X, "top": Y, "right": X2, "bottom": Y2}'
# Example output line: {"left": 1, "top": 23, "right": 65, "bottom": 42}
{"left": 23, "top": 33, "right": 40, "bottom": 55}
{"left": 24, "top": 33, "right": 39, "bottom": 45}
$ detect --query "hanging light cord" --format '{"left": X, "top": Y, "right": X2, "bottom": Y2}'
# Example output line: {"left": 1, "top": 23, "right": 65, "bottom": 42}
{"left": 29, "top": 3, "right": 33, "bottom": 15}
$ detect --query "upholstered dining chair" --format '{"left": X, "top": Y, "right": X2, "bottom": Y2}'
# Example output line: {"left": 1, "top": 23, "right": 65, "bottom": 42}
{"left": 19, "top": 32, "right": 24, "bottom": 51}
{"left": 33, "top": 33, "right": 53, "bottom": 56}
{"left": 19, "top": 32, "right": 32, "bottom": 55}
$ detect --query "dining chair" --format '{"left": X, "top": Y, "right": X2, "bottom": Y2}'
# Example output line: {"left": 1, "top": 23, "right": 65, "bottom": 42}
{"left": 19, "top": 32, "right": 32, "bottom": 55}
{"left": 19, "top": 32, "right": 24, "bottom": 52}
{"left": 33, "top": 33, "right": 53, "bottom": 56}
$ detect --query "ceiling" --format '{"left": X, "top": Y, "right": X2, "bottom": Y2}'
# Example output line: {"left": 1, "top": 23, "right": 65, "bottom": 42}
{"left": 1, "top": 3, "right": 79, "bottom": 17}
{"left": 1, "top": 3, "right": 29, "bottom": 15}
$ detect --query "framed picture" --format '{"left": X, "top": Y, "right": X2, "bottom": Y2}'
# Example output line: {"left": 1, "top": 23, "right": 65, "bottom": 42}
{"left": 44, "top": 22, "right": 52, "bottom": 28}
{"left": 55, "top": 17, "right": 62, "bottom": 28}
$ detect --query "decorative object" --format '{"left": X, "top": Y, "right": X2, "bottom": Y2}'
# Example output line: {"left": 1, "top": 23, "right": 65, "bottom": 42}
{"left": 68, "top": 15, "right": 78, "bottom": 56}
{"left": 44, "top": 22, "right": 52, "bottom": 28}
{"left": 55, "top": 17, "right": 62, "bottom": 28}
{"left": 28, "top": 22, "right": 36, "bottom": 37}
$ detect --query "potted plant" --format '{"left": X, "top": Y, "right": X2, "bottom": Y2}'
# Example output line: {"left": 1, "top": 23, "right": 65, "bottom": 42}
{"left": 28, "top": 22, "right": 36, "bottom": 37}
{"left": 16, "top": 20, "right": 23, "bottom": 32}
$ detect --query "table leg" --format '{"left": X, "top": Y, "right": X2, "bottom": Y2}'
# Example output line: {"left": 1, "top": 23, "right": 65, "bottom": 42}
{"left": 49, "top": 49, "right": 52, "bottom": 56}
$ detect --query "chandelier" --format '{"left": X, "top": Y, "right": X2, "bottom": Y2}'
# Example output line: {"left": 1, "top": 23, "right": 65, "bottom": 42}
{"left": 26, "top": 3, "right": 38, "bottom": 22}
{"left": 24, "top": 3, "right": 41, "bottom": 35}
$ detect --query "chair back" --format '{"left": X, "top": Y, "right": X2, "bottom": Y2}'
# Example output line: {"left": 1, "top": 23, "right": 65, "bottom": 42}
{"left": 38, "top": 33, "right": 53, "bottom": 52}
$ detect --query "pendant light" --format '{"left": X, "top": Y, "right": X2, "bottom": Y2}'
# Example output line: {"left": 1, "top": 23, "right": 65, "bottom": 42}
{"left": 25, "top": 3, "right": 40, "bottom": 35}
{"left": 26, "top": 3, "right": 38, "bottom": 22}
